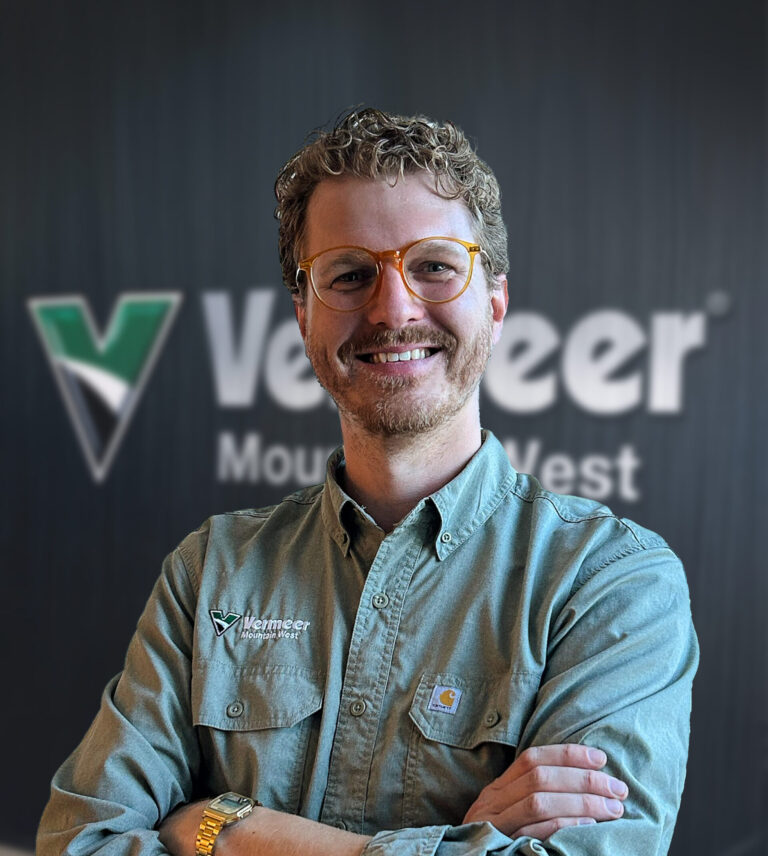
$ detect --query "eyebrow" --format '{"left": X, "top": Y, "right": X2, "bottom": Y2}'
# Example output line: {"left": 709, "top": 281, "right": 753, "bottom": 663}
{"left": 324, "top": 251, "right": 376, "bottom": 266}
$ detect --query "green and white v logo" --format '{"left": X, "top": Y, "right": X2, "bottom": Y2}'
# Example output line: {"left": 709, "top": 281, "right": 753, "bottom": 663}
{"left": 28, "top": 293, "right": 182, "bottom": 482}
{"left": 209, "top": 610, "right": 242, "bottom": 636}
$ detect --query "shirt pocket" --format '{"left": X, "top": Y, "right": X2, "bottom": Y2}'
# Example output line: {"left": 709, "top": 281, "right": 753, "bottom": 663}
{"left": 192, "top": 661, "right": 324, "bottom": 812}
{"left": 403, "top": 670, "right": 541, "bottom": 828}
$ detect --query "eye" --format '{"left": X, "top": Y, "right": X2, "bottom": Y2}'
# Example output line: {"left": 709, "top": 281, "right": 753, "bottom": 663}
{"left": 409, "top": 258, "right": 456, "bottom": 279}
{"left": 329, "top": 267, "right": 377, "bottom": 291}
{"left": 423, "top": 261, "right": 451, "bottom": 273}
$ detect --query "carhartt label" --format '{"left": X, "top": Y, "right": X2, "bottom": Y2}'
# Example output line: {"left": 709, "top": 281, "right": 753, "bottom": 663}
{"left": 428, "top": 685, "right": 462, "bottom": 714}
{"left": 239, "top": 615, "right": 311, "bottom": 641}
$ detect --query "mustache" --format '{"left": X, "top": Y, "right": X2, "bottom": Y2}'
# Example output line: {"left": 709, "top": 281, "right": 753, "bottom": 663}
{"left": 338, "top": 326, "right": 458, "bottom": 360}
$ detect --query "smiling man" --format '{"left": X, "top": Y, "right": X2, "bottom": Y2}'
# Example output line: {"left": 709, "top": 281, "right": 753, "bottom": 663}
{"left": 38, "top": 109, "right": 698, "bottom": 856}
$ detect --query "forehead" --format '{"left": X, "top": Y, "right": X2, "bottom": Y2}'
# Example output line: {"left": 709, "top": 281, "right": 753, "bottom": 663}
{"left": 303, "top": 173, "right": 476, "bottom": 256}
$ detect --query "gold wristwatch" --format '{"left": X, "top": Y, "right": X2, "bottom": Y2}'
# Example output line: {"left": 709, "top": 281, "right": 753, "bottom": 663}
{"left": 195, "top": 792, "right": 259, "bottom": 856}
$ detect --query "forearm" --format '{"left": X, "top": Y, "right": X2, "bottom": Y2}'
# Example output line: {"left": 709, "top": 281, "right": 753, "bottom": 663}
{"left": 159, "top": 802, "right": 370, "bottom": 856}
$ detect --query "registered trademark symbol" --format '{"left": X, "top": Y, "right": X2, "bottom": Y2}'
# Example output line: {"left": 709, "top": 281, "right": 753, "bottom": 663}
{"left": 705, "top": 291, "right": 732, "bottom": 317}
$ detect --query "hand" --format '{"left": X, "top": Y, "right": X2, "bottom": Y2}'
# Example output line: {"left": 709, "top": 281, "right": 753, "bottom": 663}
{"left": 463, "top": 744, "right": 629, "bottom": 841}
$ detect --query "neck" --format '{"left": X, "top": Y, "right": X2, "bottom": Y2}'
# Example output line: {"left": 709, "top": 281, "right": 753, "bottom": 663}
{"left": 337, "top": 409, "right": 483, "bottom": 533}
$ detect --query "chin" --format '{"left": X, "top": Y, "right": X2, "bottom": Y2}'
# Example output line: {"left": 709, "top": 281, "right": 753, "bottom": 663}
{"left": 339, "top": 389, "right": 473, "bottom": 437}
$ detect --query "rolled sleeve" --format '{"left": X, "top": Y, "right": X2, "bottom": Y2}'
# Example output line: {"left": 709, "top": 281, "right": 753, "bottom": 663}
{"left": 363, "top": 822, "right": 516, "bottom": 856}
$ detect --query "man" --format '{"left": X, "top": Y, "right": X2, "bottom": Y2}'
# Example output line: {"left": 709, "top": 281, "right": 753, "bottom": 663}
{"left": 38, "top": 109, "right": 698, "bottom": 856}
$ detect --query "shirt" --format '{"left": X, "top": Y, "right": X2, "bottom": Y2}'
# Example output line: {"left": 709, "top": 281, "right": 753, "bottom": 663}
{"left": 37, "top": 431, "right": 698, "bottom": 856}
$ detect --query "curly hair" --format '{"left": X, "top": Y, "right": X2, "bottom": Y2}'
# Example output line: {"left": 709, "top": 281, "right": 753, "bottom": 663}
{"left": 274, "top": 108, "right": 508, "bottom": 298}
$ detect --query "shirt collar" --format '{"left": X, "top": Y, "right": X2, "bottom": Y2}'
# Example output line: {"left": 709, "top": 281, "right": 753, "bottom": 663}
{"left": 320, "top": 430, "right": 518, "bottom": 559}
{"left": 321, "top": 447, "right": 356, "bottom": 556}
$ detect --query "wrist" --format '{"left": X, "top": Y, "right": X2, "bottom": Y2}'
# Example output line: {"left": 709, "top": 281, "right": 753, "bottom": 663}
{"left": 195, "top": 792, "right": 258, "bottom": 856}
{"left": 221, "top": 807, "right": 371, "bottom": 856}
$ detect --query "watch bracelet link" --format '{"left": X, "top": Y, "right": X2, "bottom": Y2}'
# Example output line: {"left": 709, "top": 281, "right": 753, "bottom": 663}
{"left": 195, "top": 815, "right": 228, "bottom": 856}
{"left": 195, "top": 796, "right": 261, "bottom": 856}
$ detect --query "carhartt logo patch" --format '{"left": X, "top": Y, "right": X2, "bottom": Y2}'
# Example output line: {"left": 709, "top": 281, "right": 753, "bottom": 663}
{"left": 428, "top": 685, "right": 462, "bottom": 714}
{"left": 209, "top": 610, "right": 242, "bottom": 636}
{"left": 28, "top": 293, "right": 182, "bottom": 482}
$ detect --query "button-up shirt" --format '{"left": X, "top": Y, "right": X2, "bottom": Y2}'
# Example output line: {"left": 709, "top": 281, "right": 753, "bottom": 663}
{"left": 38, "top": 431, "right": 698, "bottom": 856}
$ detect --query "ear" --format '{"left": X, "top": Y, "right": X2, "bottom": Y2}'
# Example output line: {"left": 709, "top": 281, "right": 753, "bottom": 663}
{"left": 490, "top": 276, "right": 508, "bottom": 345}
{"left": 293, "top": 294, "right": 307, "bottom": 341}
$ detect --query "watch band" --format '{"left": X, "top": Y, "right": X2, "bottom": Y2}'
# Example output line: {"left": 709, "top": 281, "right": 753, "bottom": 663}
{"left": 195, "top": 814, "right": 227, "bottom": 856}
{"left": 195, "top": 793, "right": 259, "bottom": 856}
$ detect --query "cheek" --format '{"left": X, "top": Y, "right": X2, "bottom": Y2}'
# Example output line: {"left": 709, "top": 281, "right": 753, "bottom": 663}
{"left": 435, "top": 300, "right": 489, "bottom": 333}
{"left": 305, "top": 310, "right": 355, "bottom": 354}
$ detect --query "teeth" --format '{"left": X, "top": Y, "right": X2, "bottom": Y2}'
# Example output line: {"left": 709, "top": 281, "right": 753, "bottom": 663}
{"left": 369, "top": 348, "right": 432, "bottom": 364}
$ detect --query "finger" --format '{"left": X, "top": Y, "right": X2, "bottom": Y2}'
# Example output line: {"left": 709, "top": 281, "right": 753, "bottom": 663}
{"left": 493, "top": 793, "right": 624, "bottom": 836}
{"left": 515, "top": 765, "right": 629, "bottom": 801}
{"left": 513, "top": 817, "right": 596, "bottom": 841}
{"left": 466, "top": 766, "right": 628, "bottom": 822}
{"left": 495, "top": 744, "right": 607, "bottom": 786}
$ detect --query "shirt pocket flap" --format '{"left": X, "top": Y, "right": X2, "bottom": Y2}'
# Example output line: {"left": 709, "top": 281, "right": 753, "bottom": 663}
{"left": 408, "top": 670, "right": 541, "bottom": 750}
{"left": 192, "top": 662, "right": 324, "bottom": 731}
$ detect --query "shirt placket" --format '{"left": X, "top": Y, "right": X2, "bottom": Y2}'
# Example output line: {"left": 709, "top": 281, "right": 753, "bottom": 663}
{"left": 320, "top": 521, "right": 427, "bottom": 832}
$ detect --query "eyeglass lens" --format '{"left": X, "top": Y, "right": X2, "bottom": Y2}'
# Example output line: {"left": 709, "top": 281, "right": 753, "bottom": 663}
{"left": 310, "top": 238, "right": 473, "bottom": 309}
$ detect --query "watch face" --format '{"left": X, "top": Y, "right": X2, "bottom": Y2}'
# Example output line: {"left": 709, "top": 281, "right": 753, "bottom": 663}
{"left": 209, "top": 792, "right": 253, "bottom": 817}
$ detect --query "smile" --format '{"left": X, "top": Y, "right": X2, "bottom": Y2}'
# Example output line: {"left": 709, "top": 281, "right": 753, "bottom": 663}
{"left": 360, "top": 348, "right": 436, "bottom": 364}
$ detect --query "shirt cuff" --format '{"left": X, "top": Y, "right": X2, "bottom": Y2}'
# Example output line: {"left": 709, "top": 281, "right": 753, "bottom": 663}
{"left": 361, "top": 821, "right": 530, "bottom": 855}
{"left": 361, "top": 825, "right": 447, "bottom": 856}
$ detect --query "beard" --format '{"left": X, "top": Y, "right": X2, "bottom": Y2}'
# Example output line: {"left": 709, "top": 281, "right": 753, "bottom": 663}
{"left": 305, "top": 315, "right": 495, "bottom": 437}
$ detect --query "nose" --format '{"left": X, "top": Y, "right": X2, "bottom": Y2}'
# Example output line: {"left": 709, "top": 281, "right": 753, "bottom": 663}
{"left": 363, "top": 258, "right": 426, "bottom": 328}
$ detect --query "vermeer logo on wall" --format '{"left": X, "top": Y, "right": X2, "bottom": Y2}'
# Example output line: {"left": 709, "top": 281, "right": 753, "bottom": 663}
{"left": 28, "top": 293, "right": 182, "bottom": 482}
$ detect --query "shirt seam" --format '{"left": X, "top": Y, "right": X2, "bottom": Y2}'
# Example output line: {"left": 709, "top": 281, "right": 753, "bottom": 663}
{"left": 174, "top": 543, "right": 201, "bottom": 595}
{"left": 217, "top": 489, "right": 323, "bottom": 518}
{"left": 574, "top": 541, "right": 673, "bottom": 593}
{"left": 510, "top": 485, "right": 616, "bottom": 524}
{"left": 223, "top": 510, "right": 274, "bottom": 518}
{"left": 510, "top": 485, "right": 667, "bottom": 552}
{"left": 282, "top": 495, "right": 321, "bottom": 507}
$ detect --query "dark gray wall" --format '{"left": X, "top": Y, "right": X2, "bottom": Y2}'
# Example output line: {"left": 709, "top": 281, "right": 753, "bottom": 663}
{"left": 2, "top": 1, "right": 765, "bottom": 853}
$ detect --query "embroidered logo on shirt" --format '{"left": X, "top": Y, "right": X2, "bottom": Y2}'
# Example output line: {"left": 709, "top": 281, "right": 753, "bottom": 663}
{"left": 209, "top": 610, "right": 242, "bottom": 636}
{"left": 239, "top": 616, "right": 311, "bottom": 641}
{"left": 428, "top": 685, "right": 462, "bottom": 714}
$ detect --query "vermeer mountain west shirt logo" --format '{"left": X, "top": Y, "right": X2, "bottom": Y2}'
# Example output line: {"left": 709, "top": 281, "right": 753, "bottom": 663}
{"left": 209, "top": 610, "right": 242, "bottom": 636}
{"left": 240, "top": 615, "right": 311, "bottom": 641}
{"left": 28, "top": 293, "right": 182, "bottom": 482}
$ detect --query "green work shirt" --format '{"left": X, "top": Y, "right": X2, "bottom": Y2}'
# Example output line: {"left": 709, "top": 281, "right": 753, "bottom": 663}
{"left": 38, "top": 431, "right": 698, "bottom": 856}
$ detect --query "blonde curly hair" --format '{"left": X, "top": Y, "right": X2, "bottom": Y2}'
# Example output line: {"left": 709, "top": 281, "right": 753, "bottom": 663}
{"left": 274, "top": 108, "right": 508, "bottom": 298}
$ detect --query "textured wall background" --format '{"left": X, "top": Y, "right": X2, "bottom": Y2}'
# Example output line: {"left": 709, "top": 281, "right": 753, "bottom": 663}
{"left": 1, "top": 1, "right": 765, "bottom": 852}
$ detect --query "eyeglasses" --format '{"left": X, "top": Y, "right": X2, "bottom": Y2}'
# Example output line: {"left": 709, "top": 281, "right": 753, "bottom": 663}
{"left": 296, "top": 236, "right": 482, "bottom": 312}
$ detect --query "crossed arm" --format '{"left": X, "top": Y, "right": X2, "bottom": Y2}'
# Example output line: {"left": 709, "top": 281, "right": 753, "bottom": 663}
{"left": 38, "top": 538, "right": 696, "bottom": 856}
{"left": 158, "top": 744, "right": 629, "bottom": 856}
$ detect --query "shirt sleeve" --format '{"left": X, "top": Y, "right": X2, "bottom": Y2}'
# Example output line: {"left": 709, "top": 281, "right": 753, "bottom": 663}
{"left": 36, "top": 547, "right": 201, "bottom": 856}
{"left": 361, "top": 542, "right": 699, "bottom": 856}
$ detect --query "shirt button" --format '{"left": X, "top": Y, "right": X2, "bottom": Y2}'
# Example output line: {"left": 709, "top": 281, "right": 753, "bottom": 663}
{"left": 483, "top": 710, "right": 501, "bottom": 728}
{"left": 226, "top": 700, "right": 244, "bottom": 718}
{"left": 349, "top": 699, "right": 367, "bottom": 717}
{"left": 440, "top": 531, "right": 452, "bottom": 543}
{"left": 333, "top": 819, "right": 347, "bottom": 830}
{"left": 372, "top": 592, "right": 389, "bottom": 609}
